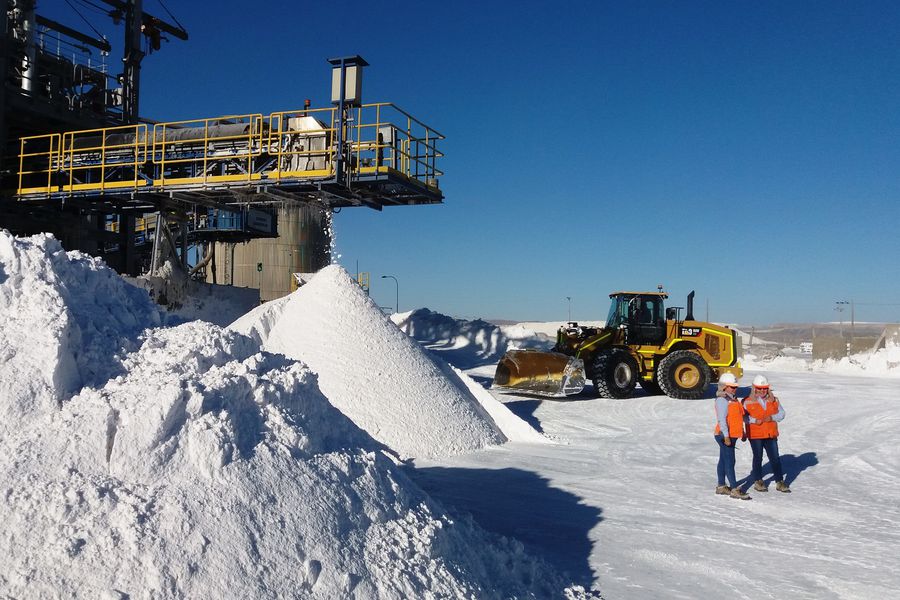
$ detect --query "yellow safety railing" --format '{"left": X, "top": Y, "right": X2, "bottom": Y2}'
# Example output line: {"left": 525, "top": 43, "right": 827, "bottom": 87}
{"left": 60, "top": 124, "right": 149, "bottom": 193}
{"left": 153, "top": 114, "right": 264, "bottom": 187}
{"left": 18, "top": 133, "right": 61, "bottom": 194}
{"left": 267, "top": 106, "right": 337, "bottom": 181}
{"left": 349, "top": 103, "right": 444, "bottom": 188}
{"left": 16, "top": 103, "right": 443, "bottom": 196}
{"left": 356, "top": 271, "right": 370, "bottom": 292}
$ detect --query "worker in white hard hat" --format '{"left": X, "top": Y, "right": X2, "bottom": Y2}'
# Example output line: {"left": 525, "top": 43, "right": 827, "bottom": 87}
{"left": 713, "top": 372, "right": 751, "bottom": 500}
{"left": 742, "top": 375, "right": 790, "bottom": 493}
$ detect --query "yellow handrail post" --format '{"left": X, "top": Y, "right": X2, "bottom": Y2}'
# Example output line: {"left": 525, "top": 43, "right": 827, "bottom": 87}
{"left": 133, "top": 125, "right": 140, "bottom": 187}
{"left": 203, "top": 119, "right": 209, "bottom": 185}
{"left": 18, "top": 138, "right": 25, "bottom": 194}
{"left": 375, "top": 103, "right": 381, "bottom": 169}
{"left": 274, "top": 113, "right": 282, "bottom": 181}
{"left": 158, "top": 124, "right": 166, "bottom": 187}
{"left": 355, "top": 105, "right": 362, "bottom": 178}
{"left": 65, "top": 133, "right": 73, "bottom": 193}
{"left": 100, "top": 129, "right": 106, "bottom": 192}
{"left": 52, "top": 134, "right": 59, "bottom": 192}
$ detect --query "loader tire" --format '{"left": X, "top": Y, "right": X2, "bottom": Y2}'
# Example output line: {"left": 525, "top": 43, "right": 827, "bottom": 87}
{"left": 592, "top": 349, "right": 639, "bottom": 399}
{"left": 657, "top": 350, "right": 711, "bottom": 399}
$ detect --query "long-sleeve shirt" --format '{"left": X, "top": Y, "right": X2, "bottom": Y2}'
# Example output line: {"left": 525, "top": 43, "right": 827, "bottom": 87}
{"left": 715, "top": 392, "right": 740, "bottom": 438}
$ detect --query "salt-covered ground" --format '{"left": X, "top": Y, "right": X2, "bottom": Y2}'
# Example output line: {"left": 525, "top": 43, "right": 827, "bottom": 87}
{"left": 3, "top": 231, "right": 897, "bottom": 598}
{"left": 401, "top": 314, "right": 900, "bottom": 599}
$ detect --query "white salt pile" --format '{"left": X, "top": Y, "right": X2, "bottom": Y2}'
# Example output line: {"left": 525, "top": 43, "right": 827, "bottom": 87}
{"left": 232, "top": 266, "right": 541, "bottom": 459}
{"left": 0, "top": 232, "right": 568, "bottom": 597}
{"left": 744, "top": 347, "right": 900, "bottom": 377}
{"left": 0, "top": 232, "right": 161, "bottom": 435}
{"left": 390, "top": 308, "right": 553, "bottom": 369}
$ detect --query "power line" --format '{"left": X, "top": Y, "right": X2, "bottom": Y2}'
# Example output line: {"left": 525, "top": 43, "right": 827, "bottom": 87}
{"left": 62, "top": 0, "right": 106, "bottom": 40}
{"left": 72, "top": 0, "right": 110, "bottom": 16}
{"left": 156, "top": 0, "right": 186, "bottom": 32}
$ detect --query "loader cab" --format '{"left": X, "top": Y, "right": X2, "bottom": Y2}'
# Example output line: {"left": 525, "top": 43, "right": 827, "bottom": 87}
{"left": 607, "top": 292, "right": 668, "bottom": 346}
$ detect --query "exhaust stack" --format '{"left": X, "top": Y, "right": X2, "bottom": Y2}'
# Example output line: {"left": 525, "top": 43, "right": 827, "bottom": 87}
{"left": 686, "top": 291, "right": 695, "bottom": 321}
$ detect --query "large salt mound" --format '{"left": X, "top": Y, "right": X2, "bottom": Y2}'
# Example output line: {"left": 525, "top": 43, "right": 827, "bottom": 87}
{"left": 0, "top": 231, "right": 161, "bottom": 436}
{"left": 231, "top": 266, "right": 509, "bottom": 459}
{"left": 0, "top": 321, "right": 564, "bottom": 597}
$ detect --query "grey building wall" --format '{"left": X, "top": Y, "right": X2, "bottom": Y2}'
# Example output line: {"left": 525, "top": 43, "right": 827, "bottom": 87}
{"left": 208, "top": 203, "right": 331, "bottom": 301}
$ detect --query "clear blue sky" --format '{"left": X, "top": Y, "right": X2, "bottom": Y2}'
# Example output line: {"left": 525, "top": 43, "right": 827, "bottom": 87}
{"left": 48, "top": 0, "right": 900, "bottom": 324}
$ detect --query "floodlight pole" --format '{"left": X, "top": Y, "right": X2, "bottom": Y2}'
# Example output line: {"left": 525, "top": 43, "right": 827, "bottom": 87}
{"left": 382, "top": 275, "right": 398, "bottom": 314}
{"left": 566, "top": 296, "right": 572, "bottom": 321}
{"left": 835, "top": 300, "right": 849, "bottom": 338}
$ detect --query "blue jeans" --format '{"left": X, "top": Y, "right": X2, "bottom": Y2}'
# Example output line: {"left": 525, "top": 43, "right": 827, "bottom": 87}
{"left": 715, "top": 434, "right": 738, "bottom": 487}
{"left": 749, "top": 437, "right": 784, "bottom": 483}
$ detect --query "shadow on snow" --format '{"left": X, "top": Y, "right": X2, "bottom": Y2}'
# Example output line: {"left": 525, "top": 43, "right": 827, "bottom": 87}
{"left": 407, "top": 465, "right": 603, "bottom": 588}
{"left": 502, "top": 399, "right": 544, "bottom": 433}
{"left": 737, "top": 451, "right": 819, "bottom": 487}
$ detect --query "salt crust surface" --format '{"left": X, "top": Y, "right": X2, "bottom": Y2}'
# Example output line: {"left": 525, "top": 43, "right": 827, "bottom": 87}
{"left": 0, "top": 232, "right": 567, "bottom": 598}
{"left": 232, "top": 266, "right": 514, "bottom": 460}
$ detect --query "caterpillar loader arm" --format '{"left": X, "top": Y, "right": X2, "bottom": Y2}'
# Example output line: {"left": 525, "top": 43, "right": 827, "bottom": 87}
{"left": 491, "top": 349, "right": 585, "bottom": 397}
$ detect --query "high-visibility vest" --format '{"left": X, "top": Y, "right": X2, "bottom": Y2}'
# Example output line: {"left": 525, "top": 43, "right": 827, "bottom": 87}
{"left": 742, "top": 396, "right": 780, "bottom": 439}
{"left": 714, "top": 398, "right": 745, "bottom": 438}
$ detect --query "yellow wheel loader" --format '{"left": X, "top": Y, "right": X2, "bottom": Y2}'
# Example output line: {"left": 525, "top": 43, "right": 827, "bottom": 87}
{"left": 492, "top": 290, "right": 742, "bottom": 399}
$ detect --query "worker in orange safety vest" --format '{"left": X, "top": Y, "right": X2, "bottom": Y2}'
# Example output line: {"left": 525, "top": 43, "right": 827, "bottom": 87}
{"left": 714, "top": 372, "right": 751, "bottom": 500}
{"left": 742, "top": 374, "right": 791, "bottom": 493}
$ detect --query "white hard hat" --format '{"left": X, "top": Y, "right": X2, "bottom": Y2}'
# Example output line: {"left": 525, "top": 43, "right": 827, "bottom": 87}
{"left": 718, "top": 372, "right": 739, "bottom": 386}
{"left": 752, "top": 375, "right": 770, "bottom": 388}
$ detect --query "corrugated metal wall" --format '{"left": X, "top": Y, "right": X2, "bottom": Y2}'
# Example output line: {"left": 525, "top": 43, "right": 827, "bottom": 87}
{"left": 208, "top": 203, "right": 331, "bottom": 301}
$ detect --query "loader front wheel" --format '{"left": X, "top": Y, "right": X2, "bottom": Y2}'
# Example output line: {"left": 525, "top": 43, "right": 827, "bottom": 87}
{"left": 657, "top": 350, "right": 711, "bottom": 399}
{"left": 592, "top": 349, "right": 639, "bottom": 399}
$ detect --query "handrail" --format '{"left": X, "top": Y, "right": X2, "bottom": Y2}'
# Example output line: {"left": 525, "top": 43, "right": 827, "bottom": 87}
{"left": 18, "top": 133, "right": 61, "bottom": 193}
{"left": 60, "top": 124, "right": 148, "bottom": 193}
{"left": 17, "top": 102, "right": 443, "bottom": 196}
{"left": 362, "top": 102, "right": 445, "bottom": 139}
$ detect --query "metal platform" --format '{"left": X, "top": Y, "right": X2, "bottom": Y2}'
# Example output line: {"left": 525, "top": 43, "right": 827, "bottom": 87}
{"left": 16, "top": 103, "right": 444, "bottom": 211}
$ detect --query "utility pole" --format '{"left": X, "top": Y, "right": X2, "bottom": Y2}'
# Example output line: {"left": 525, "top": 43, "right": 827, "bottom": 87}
{"left": 566, "top": 296, "right": 572, "bottom": 322}
{"left": 99, "top": 0, "right": 189, "bottom": 123}
{"left": 122, "top": 0, "right": 143, "bottom": 123}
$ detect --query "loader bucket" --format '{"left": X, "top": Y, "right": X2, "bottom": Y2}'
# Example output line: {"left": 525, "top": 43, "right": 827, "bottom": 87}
{"left": 491, "top": 349, "right": 585, "bottom": 398}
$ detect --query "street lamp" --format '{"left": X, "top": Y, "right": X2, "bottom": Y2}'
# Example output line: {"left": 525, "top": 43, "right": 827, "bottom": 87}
{"left": 382, "top": 275, "right": 399, "bottom": 314}
{"left": 566, "top": 296, "right": 572, "bottom": 322}
{"left": 835, "top": 300, "right": 849, "bottom": 338}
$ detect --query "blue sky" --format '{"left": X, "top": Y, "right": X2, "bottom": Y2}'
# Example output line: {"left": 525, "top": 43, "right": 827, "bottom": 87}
{"left": 48, "top": 0, "right": 900, "bottom": 324}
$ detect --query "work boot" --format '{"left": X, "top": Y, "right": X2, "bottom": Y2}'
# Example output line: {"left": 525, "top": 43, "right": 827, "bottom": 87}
{"left": 753, "top": 479, "right": 768, "bottom": 492}
{"left": 730, "top": 487, "right": 751, "bottom": 500}
{"left": 776, "top": 481, "right": 791, "bottom": 493}
{"left": 715, "top": 485, "right": 731, "bottom": 495}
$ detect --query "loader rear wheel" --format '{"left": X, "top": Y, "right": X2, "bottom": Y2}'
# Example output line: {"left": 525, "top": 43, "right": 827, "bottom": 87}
{"left": 592, "top": 349, "right": 639, "bottom": 399}
{"left": 657, "top": 350, "right": 711, "bottom": 399}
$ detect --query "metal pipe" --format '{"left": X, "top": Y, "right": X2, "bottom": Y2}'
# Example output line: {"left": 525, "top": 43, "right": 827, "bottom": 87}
{"left": 21, "top": 2, "right": 36, "bottom": 93}
{"left": 189, "top": 242, "right": 214, "bottom": 276}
